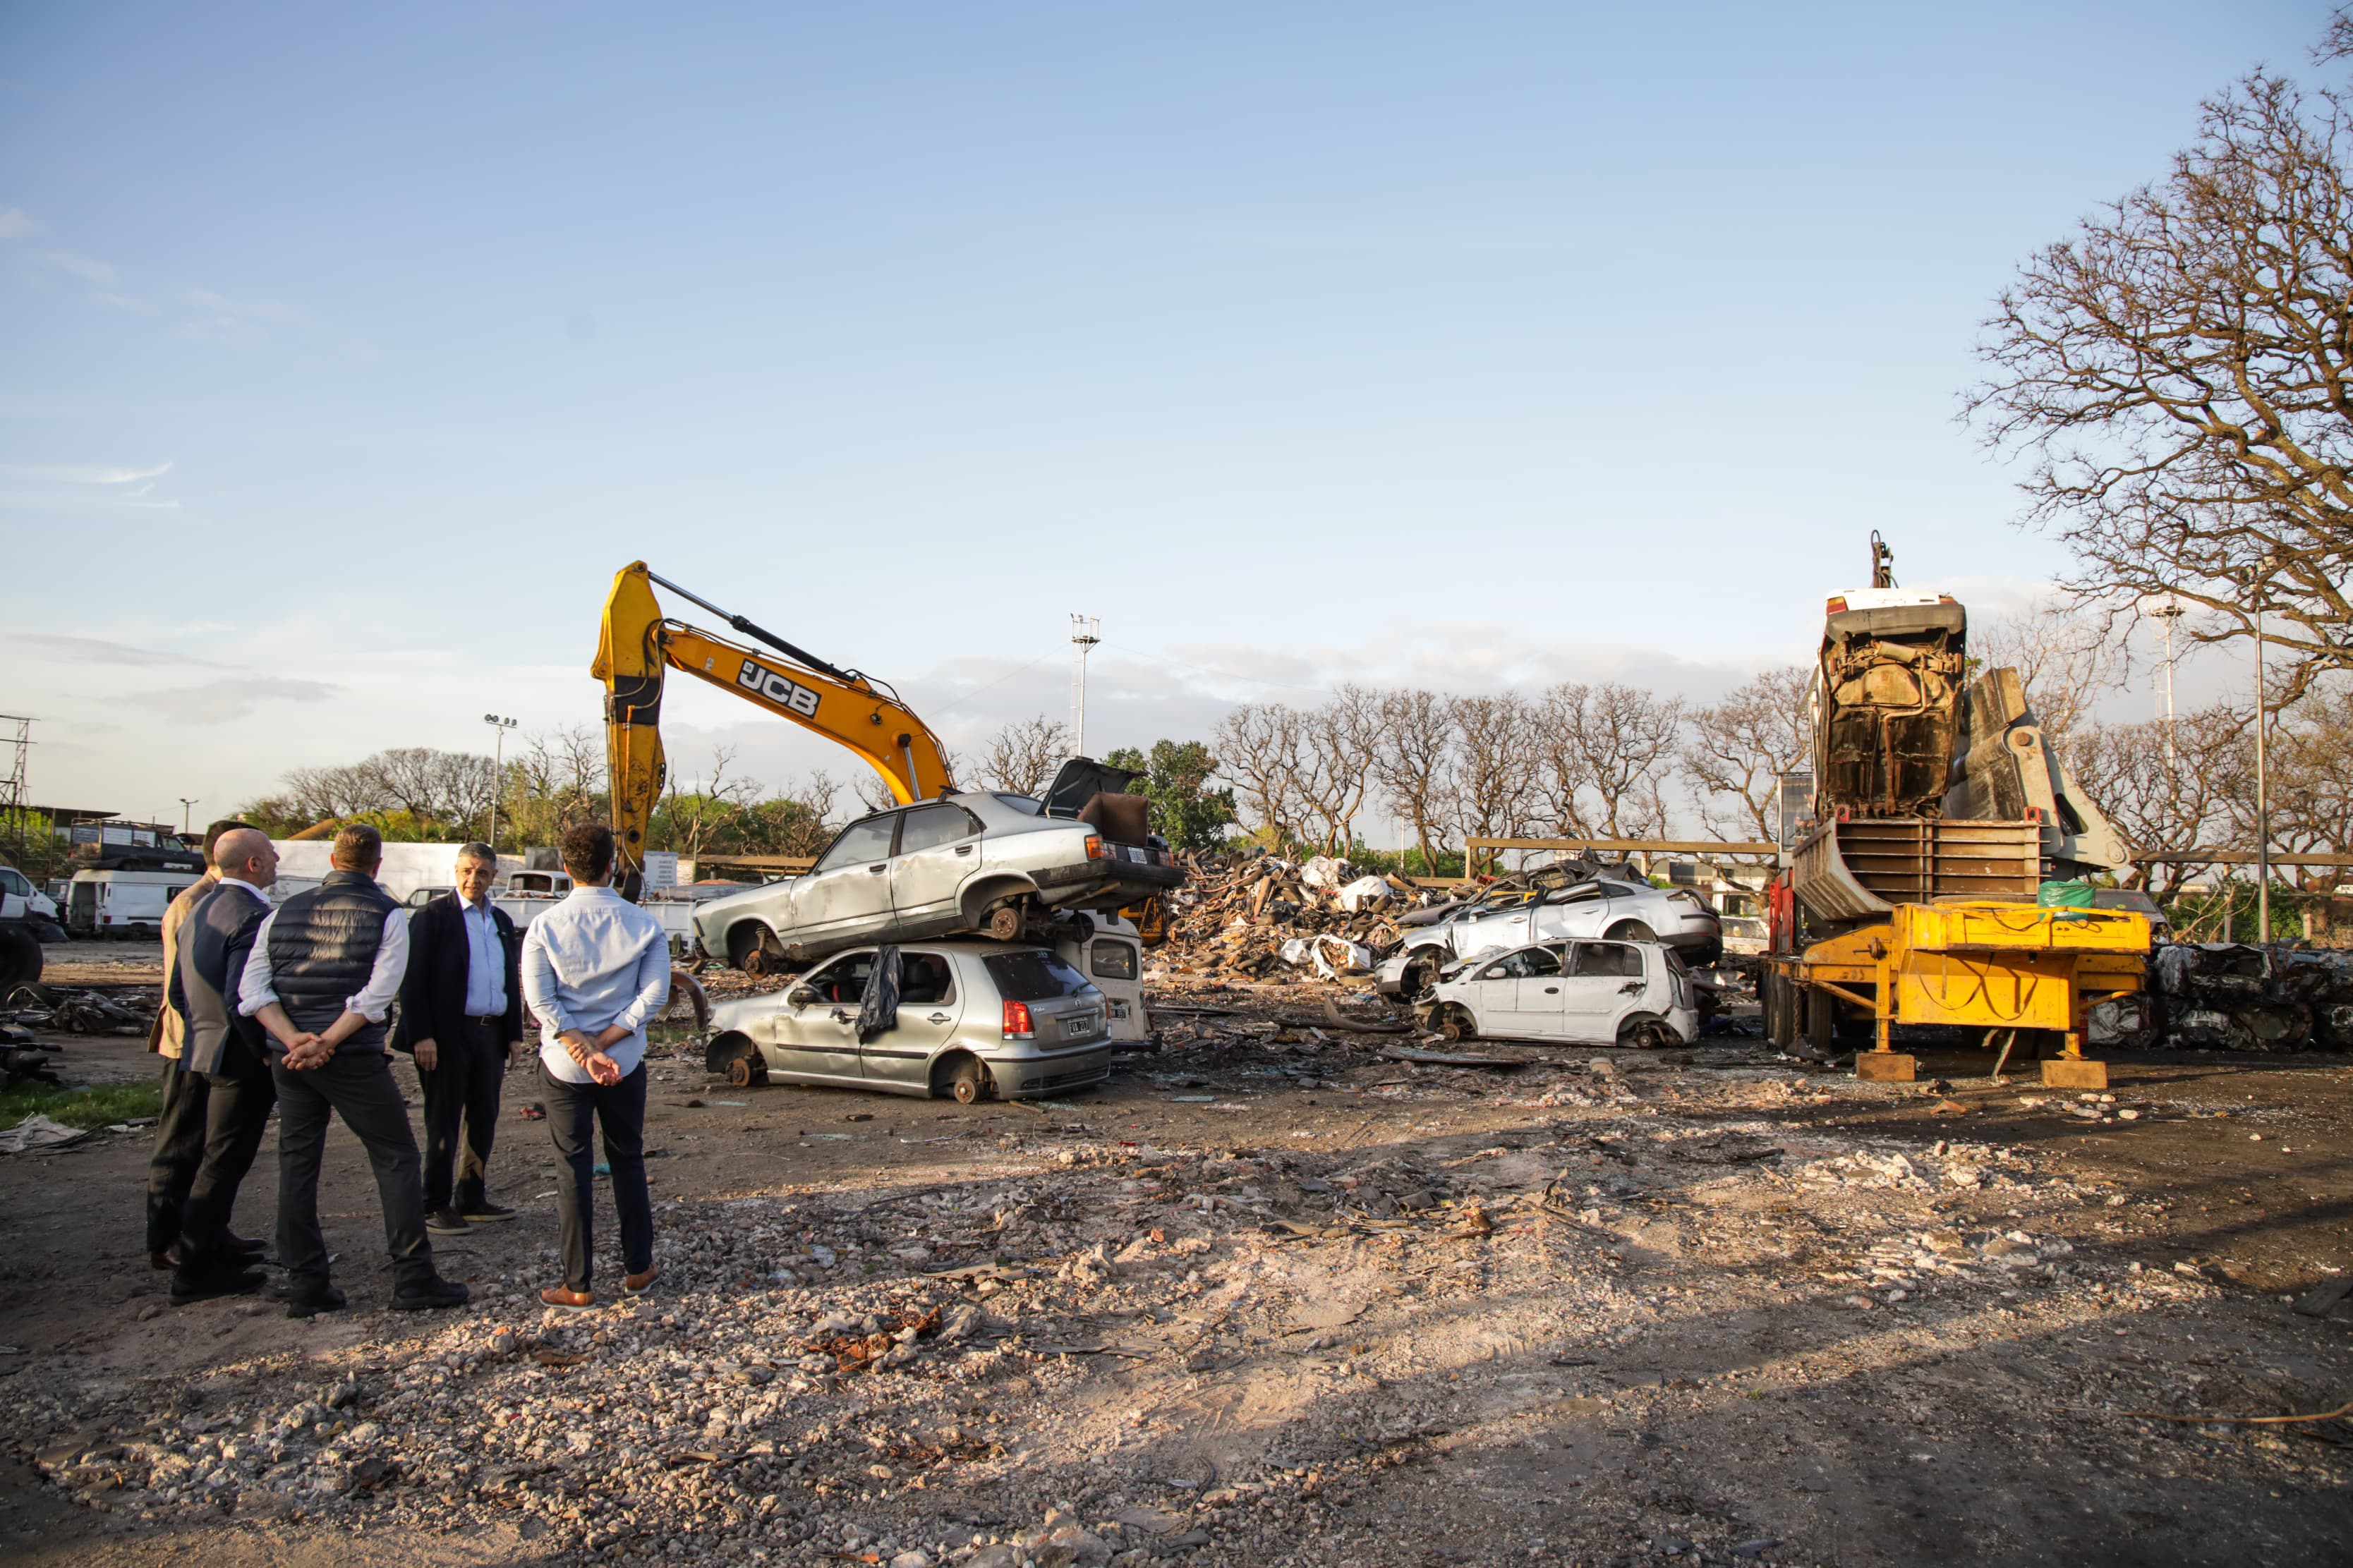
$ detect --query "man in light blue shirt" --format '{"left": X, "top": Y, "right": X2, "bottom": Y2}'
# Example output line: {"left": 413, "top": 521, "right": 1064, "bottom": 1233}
{"left": 519, "top": 822, "right": 670, "bottom": 1309}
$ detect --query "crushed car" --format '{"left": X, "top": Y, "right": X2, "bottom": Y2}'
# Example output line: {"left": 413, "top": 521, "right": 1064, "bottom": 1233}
{"left": 703, "top": 939, "right": 1115, "bottom": 1102}
{"left": 1419, "top": 937, "right": 1699, "bottom": 1048}
{"left": 1375, "top": 864, "right": 1721, "bottom": 997}
{"left": 692, "top": 758, "right": 1183, "bottom": 971}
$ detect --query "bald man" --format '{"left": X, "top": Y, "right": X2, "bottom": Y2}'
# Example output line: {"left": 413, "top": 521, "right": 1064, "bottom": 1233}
{"left": 163, "top": 827, "right": 283, "bottom": 1301}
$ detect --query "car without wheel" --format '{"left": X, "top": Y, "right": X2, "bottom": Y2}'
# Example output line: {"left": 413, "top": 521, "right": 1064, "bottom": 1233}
{"left": 1375, "top": 875, "right": 1720, "bottom": 998}
{"left": 691, "top": 759, "right": 1184, "bottom": 973}
{"left": 703, "top": 940, "right": 1115, "bottom": 1102}
{"left": 1420, "top": 938, "right": 1698, "bottom": 1049}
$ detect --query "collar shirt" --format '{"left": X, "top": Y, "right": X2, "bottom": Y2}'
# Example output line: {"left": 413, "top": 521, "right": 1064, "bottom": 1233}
{"left": 217, "top": 876, "right": 273, "bottom": 908}
{"left": 459, "top": 894, "right": 509, "bottom": 1017}
{"left": 237, "top": 902, "right": 410, "bottom": 1023}
{"left": 519, "top": 885, "right": 670, "bottom": 1084}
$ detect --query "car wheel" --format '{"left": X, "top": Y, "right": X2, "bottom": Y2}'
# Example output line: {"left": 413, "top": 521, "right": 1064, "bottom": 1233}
{"left": 938, "top": 1055, "right": 991, "bottom": 1105}
{"left": 1619, "top": 1016, "right": 1674, "bottom": 1050}
{"left": 729, "top": 925, "right": 782, "bottom": 976}
{"left": 986, "top": 902, "right": 1023, "bottom": 942}
{"left": 1436, "top": 1006, "right": 1475, "bottom": 1042}
{"left": 1607, "top": 920, "right": 1656, "bottom": 944}
{"left": 1767, "top": 971, "right": 1798, "bottom": 1050}
{"left": 725, "top": 1046, "right": 767, "bottom": 1089}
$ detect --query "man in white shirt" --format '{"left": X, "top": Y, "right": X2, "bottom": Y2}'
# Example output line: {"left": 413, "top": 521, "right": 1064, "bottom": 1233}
{"left": 520, "top": 822, "right": 670, "bottom": 1309}
{"left": 237, "top": 824, "right": 466, "bottom": 1318}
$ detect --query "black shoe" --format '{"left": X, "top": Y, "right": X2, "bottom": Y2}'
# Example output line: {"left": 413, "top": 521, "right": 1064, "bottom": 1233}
{"left": 458, "top": 1200, "right": 516, "bottom": 1223}
{"left": 286, "top": 1283, "right": 347, "bottom": 1319}
{"left": 170, "top": 1267, "right": 265, "bottom": 1306}
{"left": 425, "top": 1208, "right": 471, "bottom": 1234}
{"left": 226, "top": 1233, "right": 268, "bottom": 1259}
{"left": 392, "top": 1275, "right": 469, "bottom": 1312}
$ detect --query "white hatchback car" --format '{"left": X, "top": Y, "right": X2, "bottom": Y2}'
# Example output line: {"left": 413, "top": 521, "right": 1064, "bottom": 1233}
{"left": 1377, "top": 877, "right": 1721, "bottom": 997}
{"left": 1422, "top": 938, "right": 1697, "bottom": 1048}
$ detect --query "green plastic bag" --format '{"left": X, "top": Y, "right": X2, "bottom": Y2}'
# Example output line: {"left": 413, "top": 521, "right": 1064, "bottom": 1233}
{"left": 2037, "top": 879, "right": 2097, "bottom": 912}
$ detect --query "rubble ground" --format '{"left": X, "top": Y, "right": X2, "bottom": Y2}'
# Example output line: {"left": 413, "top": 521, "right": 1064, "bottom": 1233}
{"left": 3, "top": 958, "right": 2352, "bottom": 1568}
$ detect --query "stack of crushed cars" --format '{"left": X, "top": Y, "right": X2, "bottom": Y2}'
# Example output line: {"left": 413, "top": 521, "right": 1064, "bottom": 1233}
{"left": 1159, "top": 852, "right": 1435, "bottom": 982}
{"left": 2090, "top": 942, "right": 2353, "bottom": 1052}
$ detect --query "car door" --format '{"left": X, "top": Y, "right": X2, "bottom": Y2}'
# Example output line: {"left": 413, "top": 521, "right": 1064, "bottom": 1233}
{"left": 1532, "top": 883, "right": 1609, "bottom": 943}
{"left": 1461, "top": 951, "right": 1531, "bottom": 1035}
{"left": 797, "top": 814, "right": 900, "bottom": 942}
{"left": 858, "top": 949, "right": 966, "bottom": 1089}
{"left": 890, "top": 803, "right": 985, "bottom": 929}
{"left": 1558, "top": 940, "right": 1646, "bottom": 1040}
{"left": 1509, "top": 944, "right": 1569, "bottom": 1032}
{"left": 766, "top": 949, "right": 876, "bottom": 1083}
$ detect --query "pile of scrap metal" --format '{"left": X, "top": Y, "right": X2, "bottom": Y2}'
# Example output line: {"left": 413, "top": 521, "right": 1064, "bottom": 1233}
{"left": 0, "top": 1002, "right": 63, "bottom": 1088}
{"left": 4, "top": 983, "right": 152, "bottom": 1036}
{"left": 1159, "top": 853, "right": 1438, "bottom": 981}
{"left": 2089, "top": 943, "right": 2353, "bottom": 1052}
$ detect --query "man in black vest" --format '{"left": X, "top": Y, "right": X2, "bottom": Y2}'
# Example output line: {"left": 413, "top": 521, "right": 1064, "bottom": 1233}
{"left": 394, "top": 841, "right": 525, "bottom": 1233}
{"left": 237, "top": 823, "right": 466, "bottom": 1318}
{"left": 164, "top": 827, "right": 282, "bottom": 1303}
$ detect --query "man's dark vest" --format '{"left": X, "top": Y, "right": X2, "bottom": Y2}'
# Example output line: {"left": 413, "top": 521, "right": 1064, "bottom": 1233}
{"left": 266, "top": 868, "right": 399, "bottom": 1050}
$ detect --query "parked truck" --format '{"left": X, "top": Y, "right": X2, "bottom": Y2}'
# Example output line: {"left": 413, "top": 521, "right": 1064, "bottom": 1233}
{"left": 1761, "top": 535, "right": 2151, "bottom": 1087}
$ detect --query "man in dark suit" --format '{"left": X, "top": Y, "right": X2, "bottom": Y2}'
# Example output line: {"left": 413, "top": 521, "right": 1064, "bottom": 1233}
{"left": 395, "top": 841, "right": 525, "bottom": 1234}
{"left": 164, "top": 827, "right": 282, "bottom": 1303}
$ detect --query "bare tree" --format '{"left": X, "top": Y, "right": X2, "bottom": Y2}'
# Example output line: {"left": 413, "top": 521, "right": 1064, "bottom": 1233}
{"left": 2065, "top": 706, "right": 2249, "bottom": 898}
{"left": 1534, "top": 682, "right": 1684, "bottom": 839}
{"left": 1448, "top": 693, "right": 1537, "bottom": 858}
{"left": 1972, "top": 600, "right": 2119, "bottom": 743}
{"left": 1682, "top": 666, "right": 1812, "bottom": 840}
{"left": 655, "top": 744, "right": 760, "bottom": 860}
{"left": 1372, "top": 689, "right": 1457, "bottom": 868}
{"left": 976, "top": 716, "right": 1070, "bottom": 797}
{"left": 1215, "top": 703, "right": 1310, "bottom": 846}
{"left": 1970, "top": 32, "right": 2353, "bottom": 704}
{"left": 1297, "top": 684, "right": 1382, "bottom": 854}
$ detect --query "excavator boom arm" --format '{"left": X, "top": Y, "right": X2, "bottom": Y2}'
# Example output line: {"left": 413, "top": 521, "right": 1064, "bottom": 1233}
{"left": 593, "top": 561, "right": 955, "bottom": 890}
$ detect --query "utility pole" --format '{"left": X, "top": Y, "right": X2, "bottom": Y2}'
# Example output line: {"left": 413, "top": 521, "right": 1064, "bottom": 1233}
{"left": 1068, "top": 616, "right": 1101, "bottom": 758}
{"left": 178, "top": 798, "right": 198, "bottom": 836}
{"left": 0, "top": 715, "right": 29, "bottom": 868}
{"left": 483, "top": 714, "right": 519, "bottom": 851}
{"left": 2148, "top": 596, "right": 2184, "bottom": 771}
{"left": 2242, "top": 565, "right": 2273, "bottom": 942}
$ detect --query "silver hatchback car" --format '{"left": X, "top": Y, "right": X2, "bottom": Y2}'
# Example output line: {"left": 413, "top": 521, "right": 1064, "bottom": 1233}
{"left": 693, "top": 762, "right": 1183, "bottom": 973}
{"left": 703, "top": 940, "right": 1115, "bottom": 1102}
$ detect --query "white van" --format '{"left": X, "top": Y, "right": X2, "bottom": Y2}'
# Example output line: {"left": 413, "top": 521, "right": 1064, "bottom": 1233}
{"left": 64, "top": 869, "right": 205, "bottom": 939}
{"left": 1059, "top": 915, "right": 1148, "bottom": 1043}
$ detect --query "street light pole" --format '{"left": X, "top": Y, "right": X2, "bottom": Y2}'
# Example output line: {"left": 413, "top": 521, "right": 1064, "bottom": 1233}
{"left": 483, "top": 714, "right": 519, "bottom": 851}
{"left": 177, "top": 798, "right": 198, "bottom": 836}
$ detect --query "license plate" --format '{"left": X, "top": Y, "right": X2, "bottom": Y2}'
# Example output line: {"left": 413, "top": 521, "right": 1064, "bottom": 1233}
{"left": 1062, "top": 1014, "right": 1097, "bottom": 1038}
{"left": 1110, "top": 1002, "right": 1129, "bottom": 1020}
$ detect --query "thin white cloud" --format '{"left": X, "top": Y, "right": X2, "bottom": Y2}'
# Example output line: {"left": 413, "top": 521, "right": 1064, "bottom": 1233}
{"left": 0, "top": 630, "right": 221, "bottom": 668}
{"left": 30, "top": 248, "right": 118, "bottom": 286}
{"left": 178, "top": 286, "right": 308, "bottom": 338}
{"left": 126, "top": 677, "right": 341, "bottom": 724}
{"left": 0, "top": 208, "right": 37, "bottom": 240}
{"left": 0, "top": 460, "right": 173, "bottom": 485}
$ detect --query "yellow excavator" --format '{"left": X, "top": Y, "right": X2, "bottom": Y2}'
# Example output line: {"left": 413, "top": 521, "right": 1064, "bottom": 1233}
{"left": 593, "top": 561, "right": 957, "bottom": 898}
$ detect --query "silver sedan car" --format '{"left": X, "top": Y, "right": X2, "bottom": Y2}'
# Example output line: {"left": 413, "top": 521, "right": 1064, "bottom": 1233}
{"left": 703, "top": 941, "right": 1114, "bottom": 1102}
{"left": 1377, "top": 875, "right": 1721, "bottom": 997}
{"left": 693, "top": 774, "right": 1182, "bottom": 972}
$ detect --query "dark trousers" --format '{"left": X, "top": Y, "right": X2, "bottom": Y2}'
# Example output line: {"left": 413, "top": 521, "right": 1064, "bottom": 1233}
{"left": 144, "top": 1063, "right": 210, "bottom": 1255}
{"left": 271, "top": 1050, "right": 435, "bottom": 1295}
{"left": 176, "top": 1044, "right": 278, "bottom": 1273}
{"left": 418, "top": 1018, "right": 510, "bottom": 1211}
{"left": 543, "top": 1061, "right": 653, "bottom": 1293}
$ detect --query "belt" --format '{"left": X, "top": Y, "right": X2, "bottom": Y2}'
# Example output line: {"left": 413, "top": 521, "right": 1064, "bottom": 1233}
{"left": 462, "top": 1014, "right": 505, "bottom": 1026}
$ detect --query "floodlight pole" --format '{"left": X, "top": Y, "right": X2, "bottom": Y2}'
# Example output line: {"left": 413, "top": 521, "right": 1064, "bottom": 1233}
{"left": 483, "top": 714, "right": 519, "bottom": 851}
{"left": 1069, "top": 616, "right": 1101, "bottom": 758}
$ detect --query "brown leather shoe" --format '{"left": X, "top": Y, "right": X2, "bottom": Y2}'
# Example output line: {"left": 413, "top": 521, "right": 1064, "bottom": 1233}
{"left": 622, "top": 1264, "right": 662, "bottom": 1294}
{"left": 539, "top": 1287, "right": 595, "bottom": 1310}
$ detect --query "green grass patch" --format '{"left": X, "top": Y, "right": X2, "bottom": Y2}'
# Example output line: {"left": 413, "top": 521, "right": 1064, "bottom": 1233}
{"left": 0, "top": 1080, "right": 165, "bottom": 1129}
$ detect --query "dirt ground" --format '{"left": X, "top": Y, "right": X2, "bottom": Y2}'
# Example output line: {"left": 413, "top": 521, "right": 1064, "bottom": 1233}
{"left": 1, "top": 942, "right": 2349, "bottom": 1568}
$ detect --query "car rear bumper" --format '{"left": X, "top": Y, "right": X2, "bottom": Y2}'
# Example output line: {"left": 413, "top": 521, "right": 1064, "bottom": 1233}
{"left": 1032, "top": 858, "right": 1186, "bottom": 900}
{"left": 984, "top": 1040, "right": 1115, "bottom": 1098}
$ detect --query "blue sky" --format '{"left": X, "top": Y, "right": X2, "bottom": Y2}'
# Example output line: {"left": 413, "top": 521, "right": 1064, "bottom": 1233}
{"left": 0, "top": 2, "right": 2323, "bottom": 825}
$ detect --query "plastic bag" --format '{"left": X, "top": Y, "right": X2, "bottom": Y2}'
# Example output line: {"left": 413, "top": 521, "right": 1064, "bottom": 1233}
{"left": 1336, "top": 875, "right": 1394, "bottom": 913}
{"left": 1281, "top": 933, "right": 1374, "bottom": 978}
{"left": 1298, "top": 856, "right": 1350, "bottom": 890}
{"left": 857, "top": 945, "right": 902, "bottom": 1043}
